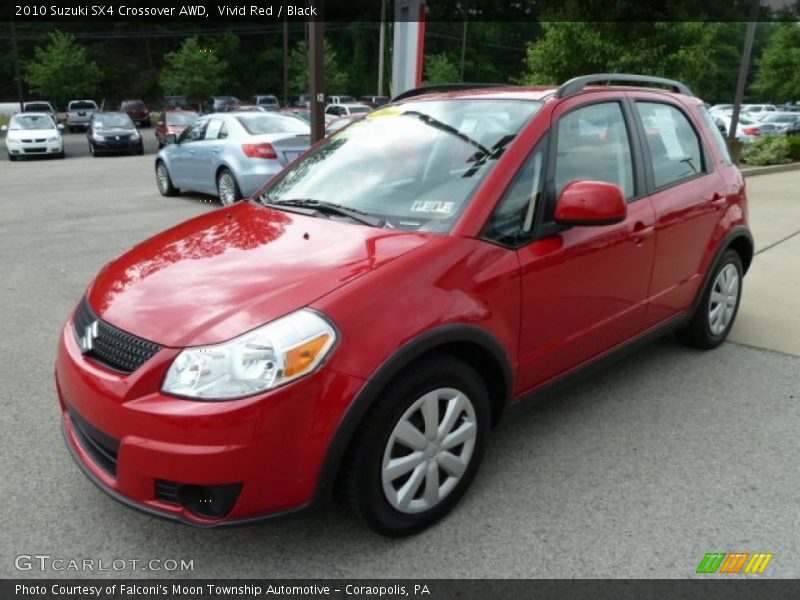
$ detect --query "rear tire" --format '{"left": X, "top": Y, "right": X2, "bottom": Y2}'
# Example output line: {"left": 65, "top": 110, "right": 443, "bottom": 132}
{"left": 216, "top": 168, "right": 242, "bottom": 206}
{"left": 156, "top": 161, "right": 179, "bottom": 197}
{"left": 677, "top": 249, "right": 743, "bottom": 349}
{"left": 338, "top": 355, "right": 490, "bottom": 536}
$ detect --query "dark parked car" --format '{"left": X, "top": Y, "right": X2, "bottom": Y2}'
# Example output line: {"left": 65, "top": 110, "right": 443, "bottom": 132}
{"left": 208, "top": 96, "right": 241, "bottom": 113}
{"left": 120, "top": 99, "right": 151, "bottom": 127}
{"left": 87, "top": 111, "right": 143, "bottom": 156}
{"left": 58, "top": 74, "right": 752, "bottom": 536}
{"left": 252, "top": 95, "right": 280, "bottom": 111}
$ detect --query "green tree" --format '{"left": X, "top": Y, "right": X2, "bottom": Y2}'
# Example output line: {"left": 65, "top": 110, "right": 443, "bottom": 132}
{"left": 23, "top": 31, "right": 101, "bottom": 108}
{"left": 752, "top": 22, "right": 800, "bottom": 102}
{"left": 517, "top": 22, "right": 743, "bottom": 102}
{"left": 159, "top": 37, "right": 227, "bottom": 105}
{"left": 288, "top": 39, "right": 349, "bottom": 96}
{"left": 424, "top": 53, "right": 460, "bottom": 85}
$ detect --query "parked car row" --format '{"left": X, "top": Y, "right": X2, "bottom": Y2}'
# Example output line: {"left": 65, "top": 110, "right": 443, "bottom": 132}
{"left": 709, "top": 103, "right": 800, "bottom": 141}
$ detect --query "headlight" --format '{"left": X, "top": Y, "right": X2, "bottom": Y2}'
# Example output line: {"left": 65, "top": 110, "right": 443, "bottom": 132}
{"left": 46, "top": 136, "right": 58, "bottom": 142}
{"left": 92, "top": 132, "right": 104, "bottom": 141}
{"left": 131, "top": 130, "right": 140, "bottom": 139}
{"left": 162, "top": 309, "right": 337, "bottom": 400}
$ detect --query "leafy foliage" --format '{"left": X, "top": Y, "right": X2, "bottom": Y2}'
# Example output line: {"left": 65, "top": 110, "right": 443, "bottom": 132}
{"left": 424, "top": 53, "right": 460, "bottom": 85}
{"left": 288, "top": 39, "right": 349, "bottom": 96}
{"left": 785, "top": 134, "right": 800, "bottom": 161}
{"left": 741, "top": 134, "right": 793, "bottom": 166}
{"left": 518, "top": 22, "right": 763, "bottom": 102}
{"left": 751, "top": 22, "right": 800, "bottom": 102}
{"left": 159, "top": 37, "right": 227, "bottom": 103}
{"left": 23, "top": 32, "right": 101, "bottom": 108}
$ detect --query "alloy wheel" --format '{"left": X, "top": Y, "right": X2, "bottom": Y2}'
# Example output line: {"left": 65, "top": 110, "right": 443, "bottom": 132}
{"left": 217, "top": 171, "right": 238, "bottom": 206}
{"left": 708, "top": 263, "right": 739, "bottom": 336}
{"left": 381, "top": 387, "right": 477, "bottom": 514}
{"left": 156, "top": 164, "right": 170, "bottom": 194}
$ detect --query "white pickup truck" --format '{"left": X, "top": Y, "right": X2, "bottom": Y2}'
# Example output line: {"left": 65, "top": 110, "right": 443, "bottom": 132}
{"left": 66, "top": 100, "right": 98, "bottom": 132}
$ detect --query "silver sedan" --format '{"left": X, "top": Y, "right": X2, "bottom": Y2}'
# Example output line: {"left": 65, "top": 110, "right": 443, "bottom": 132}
{"left": 154, "top": 112, "right": 310, "bottom": 205}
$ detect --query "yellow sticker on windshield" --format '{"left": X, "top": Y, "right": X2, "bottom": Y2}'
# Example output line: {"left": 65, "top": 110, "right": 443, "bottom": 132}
{"left": 366, "top": 106, "right": 405, "bottom": 119}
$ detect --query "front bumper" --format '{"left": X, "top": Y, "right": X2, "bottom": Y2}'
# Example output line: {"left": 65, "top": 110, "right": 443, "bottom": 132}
{"left": 56, "top": 315, "right": 364, "bottom": 526}
{"left": 92, "top": 137, "right": 143, "bottom": 152}
{"left": 6, "top": 138, "right": 63, "bottom": 156}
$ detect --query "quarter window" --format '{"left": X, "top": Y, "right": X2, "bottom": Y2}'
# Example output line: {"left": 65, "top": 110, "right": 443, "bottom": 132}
{"left": 554, "top": 102, "right": 634, "bottom": 200}
{"left": 483, "top": 140, "right": 546, "bottom": 246}
{"left": 636, "top": 102, "right": 704, "bottom": 188}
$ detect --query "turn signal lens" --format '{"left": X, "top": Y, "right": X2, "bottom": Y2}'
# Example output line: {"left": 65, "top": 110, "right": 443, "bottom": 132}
{"left": 284, "top": 334, "right": 331, "bottom": 377}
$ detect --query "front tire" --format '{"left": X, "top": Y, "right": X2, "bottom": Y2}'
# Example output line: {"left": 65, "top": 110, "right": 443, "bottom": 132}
{"left": 339, "top": 355, "right": 490, "bottom": 536}
{"left": 677, "top": 249, "right": 743, "bottom": 349}
{"left": 216, "top": 168, "right": 241, "bottom": 206}
{"left": 156, "top": 161, "right": 179, "bottom": 196}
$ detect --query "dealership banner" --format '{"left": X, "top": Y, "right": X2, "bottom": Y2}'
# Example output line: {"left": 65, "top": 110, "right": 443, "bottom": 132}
{"left": 3, "top": 580, "right": 800, "bottom": 599}
{"left": 1, "top": 0, "right": 799, "bottom": 22}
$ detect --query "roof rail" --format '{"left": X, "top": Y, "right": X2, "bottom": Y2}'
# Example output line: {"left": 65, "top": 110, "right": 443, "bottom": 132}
{"left": 391, "top": 83, "right": 516, "bottom": 103}
{"left": 554, "top": 74, "right": 693, "bottom": 99}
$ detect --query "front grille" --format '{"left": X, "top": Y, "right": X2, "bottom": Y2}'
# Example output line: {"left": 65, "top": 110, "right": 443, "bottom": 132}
{"left": 69, "top": 408, "right": 120, "bottom": 477}
{"left": 155, "top": 480, "right": 182, "bottom": 505}
{"left": 23, "top": 148, "right": 46, "bottom": 153}
{"left": 103, "top": 135, "right": 130, "bottom": 142}
{"left": 73, "top": 297, "right": 162, "bottom": 374}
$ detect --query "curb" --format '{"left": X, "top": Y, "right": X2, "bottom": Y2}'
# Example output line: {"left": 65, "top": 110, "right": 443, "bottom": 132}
{"left": 741, "top": 162, "right": 800, "bottom": 178}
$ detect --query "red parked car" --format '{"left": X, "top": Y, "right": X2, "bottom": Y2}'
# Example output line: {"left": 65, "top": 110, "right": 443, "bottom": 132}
{"left": 120, "top": 99, "right": 151, "bottom": 127}
{"left": 57, "top": 75, "right": 752, "bottom": 536}
{"left": 154, "top": 109, "right": 199, "bottom": 148}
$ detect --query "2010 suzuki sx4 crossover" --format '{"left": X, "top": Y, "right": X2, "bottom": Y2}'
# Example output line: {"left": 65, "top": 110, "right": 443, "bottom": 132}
{"left": 57, "top": 75, "right": 753, "bottom": 536}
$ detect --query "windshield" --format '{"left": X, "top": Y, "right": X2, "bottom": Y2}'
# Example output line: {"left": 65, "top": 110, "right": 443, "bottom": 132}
{"left": 95, "top": 113, "right": 134, "bottom": 128}
{"left": 10, "top": 114, "right": 55, "bottom": 130}
{"left": 122, "top": 101, "right": 145, "bottom": 110}
{"left": 236, "top": 114, "right": 310, "bottom": 135}
{"left": 166, "top": 112, "right": 198, "bottom": 126}
{"left": 259, "top": 99, "right": 542, "bottom": 233}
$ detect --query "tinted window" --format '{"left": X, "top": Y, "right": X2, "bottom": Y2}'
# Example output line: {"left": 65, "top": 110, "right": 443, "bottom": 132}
{"left": 636, "top": 102, "right": 704, "bottom": 188}
{"left": 554, "top": 102, "right": 634, "bottom": 200}
{"left": 483, "top": 139, "right": 546, "bottom": 246}
{"left": 236, "top": 114, "right": 309, "bottom": 135}
{"left": 69, "top": 101, "right": 96, "bottom": 110}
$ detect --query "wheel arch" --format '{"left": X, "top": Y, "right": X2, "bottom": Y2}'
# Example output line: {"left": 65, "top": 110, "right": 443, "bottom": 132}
{"left": 311, "top": 324, "right": 514, "bottom": 506}
{"left": 692, "top": 226, "right": 753, "bottom": 314}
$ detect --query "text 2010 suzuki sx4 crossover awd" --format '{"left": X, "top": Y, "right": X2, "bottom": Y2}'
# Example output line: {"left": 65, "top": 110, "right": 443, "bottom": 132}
{"left": 57, "top": 75, "right": 752, "bottom": 536}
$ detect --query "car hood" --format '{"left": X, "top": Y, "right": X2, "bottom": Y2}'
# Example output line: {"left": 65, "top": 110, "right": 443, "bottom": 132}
{"left": 7, "top": 128, "right": 58, "bottom": 140}
{"left": 86, "top": 202, "right": 431, "bottom": 347}
{"left": 96, "top": 128, "right": 137, "bottom": 135}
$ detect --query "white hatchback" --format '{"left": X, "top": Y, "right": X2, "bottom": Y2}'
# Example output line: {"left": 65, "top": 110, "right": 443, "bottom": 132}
{"left": 2, "top": 113, "right": 65, "bottom": 160}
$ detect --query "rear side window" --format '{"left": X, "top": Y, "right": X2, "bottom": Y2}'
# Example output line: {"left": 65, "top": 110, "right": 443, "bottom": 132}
{"left": 554, "top": 102, "right": 634, "bottom": 200}
{"left": 697, "top": 106, "right": 732, "bottom": 165}
{"left": 636, "top": 102, "right": 704, "bottom": 188}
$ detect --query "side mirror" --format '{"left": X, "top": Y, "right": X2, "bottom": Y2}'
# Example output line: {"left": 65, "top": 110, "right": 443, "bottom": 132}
{"left": 57, "top": 123, "right": 65, "bottom": 131}
{"left": 166, "top": 133, "right": 178, "bottom": 145}
{"left": 554, "top": 180, "right": 627, "bottom": 226}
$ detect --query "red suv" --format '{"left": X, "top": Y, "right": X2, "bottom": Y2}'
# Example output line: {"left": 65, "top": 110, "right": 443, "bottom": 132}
{"left": 57, "top": 75, "right": 752, "bottom": 536}
{"left": 120, "top": 99, "right": 151, "bottom": 127}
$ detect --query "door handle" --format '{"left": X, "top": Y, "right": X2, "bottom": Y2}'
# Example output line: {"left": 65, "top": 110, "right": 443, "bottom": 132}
{"left": 188, "top": 149, "right": 195, "bottom": 155}
{"left": 710, "top": 193, "right": 725, "bottom": 210}
{"left": 212, "top": 146, "right": 219, "bottom": 153}
{"left": 631, "top": 221, "right": 649, "bottom": 246}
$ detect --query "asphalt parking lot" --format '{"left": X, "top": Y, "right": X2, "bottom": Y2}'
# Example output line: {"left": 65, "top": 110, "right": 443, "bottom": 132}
{"left": 0, "top": 153, "right": 798, "bottom": 579}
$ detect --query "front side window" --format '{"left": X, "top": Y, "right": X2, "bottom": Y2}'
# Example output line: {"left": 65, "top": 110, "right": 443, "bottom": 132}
{"left": 180, "top": 120, "right": 207, "bottom": 142}
{"left": 554, "top": 102, "right": 634, "bottom": 200}
{"left": 259, "top": 99, "right": 543, "bottom": 232}
{"left": 636, "top": 102, "right": 704, "bottom": 188}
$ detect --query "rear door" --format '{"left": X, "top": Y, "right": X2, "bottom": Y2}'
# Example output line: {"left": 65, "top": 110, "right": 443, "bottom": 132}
{"left": 627, "top": 93, "right": 727, "bottom": 327}
{"left": 513, "top": 95, "right": 656, "bottom": 392}
{"left": 169, "top": 118, "right": 208, "bottom": 189}
{"left": 185, "top": 118, "right": 226, "bottom": 194}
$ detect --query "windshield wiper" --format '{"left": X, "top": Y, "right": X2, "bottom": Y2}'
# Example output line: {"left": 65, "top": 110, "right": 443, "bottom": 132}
{"left": 265, "top": 198, "right": 385, "bottom": 227}
{"left": 401, "top": 110, "right": 491, "bottom": 157}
